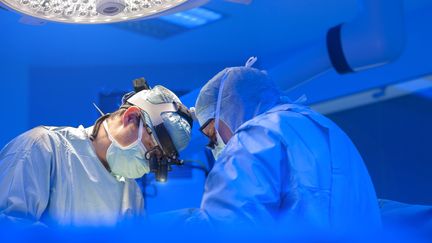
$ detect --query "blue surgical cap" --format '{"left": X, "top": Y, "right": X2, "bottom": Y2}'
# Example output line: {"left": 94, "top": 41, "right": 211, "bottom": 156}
{"left": 195, "top": 61, "right": 283, "bottom": 133}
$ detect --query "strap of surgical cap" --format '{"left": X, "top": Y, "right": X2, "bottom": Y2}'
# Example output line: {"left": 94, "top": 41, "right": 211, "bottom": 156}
{"left": 214, "top": 57, "right": 258, "bottom": 131}
{"left": 214, "top": 69, "right": 230, "bottom": 132}
{"left": 245, "top": 56, "right": 258, "bottom": 68}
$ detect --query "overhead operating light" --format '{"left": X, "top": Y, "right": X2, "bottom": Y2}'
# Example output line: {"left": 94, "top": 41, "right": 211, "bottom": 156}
{"left": 0, "top": 0, "right": 252, "bottom": 24}
{"left": 0, "top": 0, "right": 212, "bottom": 24}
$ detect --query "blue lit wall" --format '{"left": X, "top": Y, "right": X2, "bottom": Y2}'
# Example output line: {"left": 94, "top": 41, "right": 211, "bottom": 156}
{"left": 26, "top": 64, "right": 226, "bottom": 128}
{"left": 327, "top": 89, "right": 432, "bottom": 205}
{"left": 0, "top": 63, "right": 28, "bottom": 147}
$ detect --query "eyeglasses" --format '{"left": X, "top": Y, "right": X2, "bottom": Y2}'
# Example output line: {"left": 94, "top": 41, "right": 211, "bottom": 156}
{"left": 199, "top": 119, "right": 217, "bottom": 150}
{"left": 138, "top": 111, "right": 158, "bottom": 148}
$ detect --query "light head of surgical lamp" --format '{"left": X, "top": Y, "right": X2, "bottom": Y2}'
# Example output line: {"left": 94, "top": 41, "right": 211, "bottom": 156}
{"left": 0, "top": 0, "right": 210, "bottom": 24}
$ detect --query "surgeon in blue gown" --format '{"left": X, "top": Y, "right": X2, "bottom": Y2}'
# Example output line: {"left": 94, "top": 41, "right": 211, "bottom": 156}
{"left": 183, "top": 58, "right": 382, "bottom": 230}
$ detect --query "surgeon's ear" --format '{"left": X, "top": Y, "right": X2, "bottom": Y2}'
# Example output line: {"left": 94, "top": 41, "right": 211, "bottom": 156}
{"left": 122, "top": 106, "right": 141, "bottom": 127}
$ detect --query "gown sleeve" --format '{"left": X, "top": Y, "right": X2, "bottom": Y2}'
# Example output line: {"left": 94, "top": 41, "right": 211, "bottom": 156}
{"left": 0, "top": 127, "right": 53, "bottom": 227}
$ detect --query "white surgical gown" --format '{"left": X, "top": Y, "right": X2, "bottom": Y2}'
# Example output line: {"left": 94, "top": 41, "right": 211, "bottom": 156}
{"left": 0, "top": 125, "right": 144, "bottom": 227}
{"left": 198, "top": 104, "right": 381, "bottom": 229}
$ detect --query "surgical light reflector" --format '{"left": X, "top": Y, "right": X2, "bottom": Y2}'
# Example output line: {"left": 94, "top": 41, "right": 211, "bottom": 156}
{"left": 0, "top": 0, "right": 189, "bottom": 24}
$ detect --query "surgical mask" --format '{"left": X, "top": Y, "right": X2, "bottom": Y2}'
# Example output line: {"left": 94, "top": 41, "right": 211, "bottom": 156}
{"left": 103, "top": 119, "right": 150, "bottom": 179}
{"left": 211, "top": 131, "right": 226, "bottom": 161}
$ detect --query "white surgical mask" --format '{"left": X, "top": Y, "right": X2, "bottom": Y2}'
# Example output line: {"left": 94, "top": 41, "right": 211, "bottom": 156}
{"left": 211, "top": 131, "right": 226, "bottom": 161}
{"left": 103, "top": 119, "right": 150, "bottom": 179}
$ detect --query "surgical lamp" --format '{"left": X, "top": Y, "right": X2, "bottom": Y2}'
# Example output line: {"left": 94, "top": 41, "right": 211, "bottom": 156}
{"left": 0, "top": 0, "right": 210, "bottom": 24}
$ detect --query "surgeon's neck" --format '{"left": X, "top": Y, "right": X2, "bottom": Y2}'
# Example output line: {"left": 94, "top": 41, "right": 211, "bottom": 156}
{"left": 92, "top": 120, "right": 112, "bottom": 172}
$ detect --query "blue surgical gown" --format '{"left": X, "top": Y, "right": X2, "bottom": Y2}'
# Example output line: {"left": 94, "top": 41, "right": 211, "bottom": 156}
{"left": 199, "top": 103, "right": 381, "bottom": 229}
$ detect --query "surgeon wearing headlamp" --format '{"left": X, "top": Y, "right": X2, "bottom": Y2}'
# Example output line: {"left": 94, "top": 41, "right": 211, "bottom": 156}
{"left": 0, "top": 82, "right": 193, "bottom": 227}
